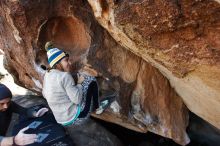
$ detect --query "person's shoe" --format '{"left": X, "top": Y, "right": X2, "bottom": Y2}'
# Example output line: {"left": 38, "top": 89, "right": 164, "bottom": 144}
{"left": 95, "top": 90, "right": 118, "bottom": 115}
{"left": 95, "top": 100, "right": 109, "bottom": 115}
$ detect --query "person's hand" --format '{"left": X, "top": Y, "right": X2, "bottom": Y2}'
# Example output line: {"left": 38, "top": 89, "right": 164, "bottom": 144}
{"left": 77, "top": 74, "right": 85, "bottom": 84}
{"left": 80, "top": 65, "right": 98, "bottom": 77}
{"left": 14, "top": 127, "right": 37, "bottom": 145}
{"left": 35, "top": 107, "right": 49, "bottom": 117}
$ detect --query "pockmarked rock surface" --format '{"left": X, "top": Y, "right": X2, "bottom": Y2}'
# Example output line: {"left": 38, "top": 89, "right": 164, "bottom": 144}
{"left": 1, "top": 0, "right": 219, "bottom": 145}
{"left": 88, "top": 0, "right": 220, "bottom": 131}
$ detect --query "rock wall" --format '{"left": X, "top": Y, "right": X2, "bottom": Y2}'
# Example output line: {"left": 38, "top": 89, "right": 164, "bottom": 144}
{"left": 0, "top": 0, "right": 219, "bottom": 145}
{"left": 88, "top": 0, "right": 220, "bottom": 130}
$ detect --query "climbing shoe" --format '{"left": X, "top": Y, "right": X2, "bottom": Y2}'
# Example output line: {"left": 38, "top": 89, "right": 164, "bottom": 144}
{"left": 95, "top": 100, "right": 109, "bottom": 115}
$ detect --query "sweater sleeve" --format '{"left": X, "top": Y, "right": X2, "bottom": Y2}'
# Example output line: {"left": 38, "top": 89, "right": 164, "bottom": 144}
{"left": 62, "top": 72, "right": 83, "bottom": 104}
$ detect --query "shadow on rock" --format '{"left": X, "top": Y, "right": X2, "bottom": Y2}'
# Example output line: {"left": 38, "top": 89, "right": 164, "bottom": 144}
{"left": 65, "top": 118, "right": 122, "bottom": 146}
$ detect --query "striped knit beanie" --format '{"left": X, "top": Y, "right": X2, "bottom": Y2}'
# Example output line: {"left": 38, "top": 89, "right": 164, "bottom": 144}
{"left": 45, "top": 42, "right": 66, "bottom": 68}
{"left": 0, "top": 84, "right": 12, "bottom": 100}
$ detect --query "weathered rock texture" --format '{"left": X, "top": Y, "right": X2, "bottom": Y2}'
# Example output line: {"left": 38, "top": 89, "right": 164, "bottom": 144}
{"left": 0, "top": 0, "right": 219, "bottom": 145}
{"left": 88, "top": 0, "right": 220, "bottom": 130}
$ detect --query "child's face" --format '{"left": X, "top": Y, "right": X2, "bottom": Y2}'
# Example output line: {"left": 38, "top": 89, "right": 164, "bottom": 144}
{"left": 60, "top": 57, "right": 72, "bottom": 72}
{"left": 0, "top": 98, "right": 11, "bottom": 112}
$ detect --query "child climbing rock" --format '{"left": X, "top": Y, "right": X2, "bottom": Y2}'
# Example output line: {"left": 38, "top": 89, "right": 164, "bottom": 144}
{"left": 42, "top": 42, "right": 108, "bottom": 127}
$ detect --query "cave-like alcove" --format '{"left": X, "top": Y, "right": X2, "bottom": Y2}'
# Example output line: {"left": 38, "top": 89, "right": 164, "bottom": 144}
{"left": 36, "top": 16, "right": 91, "bottom": 68}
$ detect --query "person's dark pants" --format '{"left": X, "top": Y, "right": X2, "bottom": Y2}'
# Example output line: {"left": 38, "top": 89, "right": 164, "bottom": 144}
{"left": 64, "top": 81, "right": 100, "bottom": 142}
{"left": 78, "top": 81, "right": 99, "bottom": 118}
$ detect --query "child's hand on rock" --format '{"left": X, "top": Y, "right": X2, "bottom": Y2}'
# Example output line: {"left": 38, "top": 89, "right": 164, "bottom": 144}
{"left": 77, "top": 74, "right": 85, "bottom": 84}
{"left": 80, "top": 65, "right": 98, "bottom": 77}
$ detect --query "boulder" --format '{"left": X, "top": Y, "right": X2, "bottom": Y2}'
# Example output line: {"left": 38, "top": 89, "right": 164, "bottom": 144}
{"left": 88, "top": 0, "right": 220, "bottom": 131}
{"left": 1, "top": 0, "right": 219, "bottom": 145}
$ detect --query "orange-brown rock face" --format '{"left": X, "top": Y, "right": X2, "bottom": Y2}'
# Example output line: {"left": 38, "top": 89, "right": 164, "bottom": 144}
{"left": 89, "top": 33, "right": 189, "bottom": 145}
{"left": 4, "top": 0, "right": 220, "bottom": 145}
{"left": 88, "top": 0, "right": 220, "bottom": 132}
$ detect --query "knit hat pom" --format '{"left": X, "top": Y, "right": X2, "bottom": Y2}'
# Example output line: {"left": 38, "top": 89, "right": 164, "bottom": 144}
{"left": 45, "top": 41, "right": 54, "bottom": 51}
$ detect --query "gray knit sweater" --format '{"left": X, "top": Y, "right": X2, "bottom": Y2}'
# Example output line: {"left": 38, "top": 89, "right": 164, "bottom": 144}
{"left": 42, "top": 69, "right": 83, "bottom": 125}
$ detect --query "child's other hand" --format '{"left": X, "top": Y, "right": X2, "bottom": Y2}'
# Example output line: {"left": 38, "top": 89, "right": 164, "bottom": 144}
{"left": 77, "top": 74, "right": 85, "bottom": 84}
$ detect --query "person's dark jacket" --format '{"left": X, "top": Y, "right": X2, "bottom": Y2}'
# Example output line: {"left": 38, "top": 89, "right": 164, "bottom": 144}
{"left": 0, "top": 101, "right": 36, "bottom": 136}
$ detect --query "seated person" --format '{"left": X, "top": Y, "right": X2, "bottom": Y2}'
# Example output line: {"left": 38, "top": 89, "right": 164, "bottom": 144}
{"left": 0, "top": 84, "right": 48, "bottom": 146}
